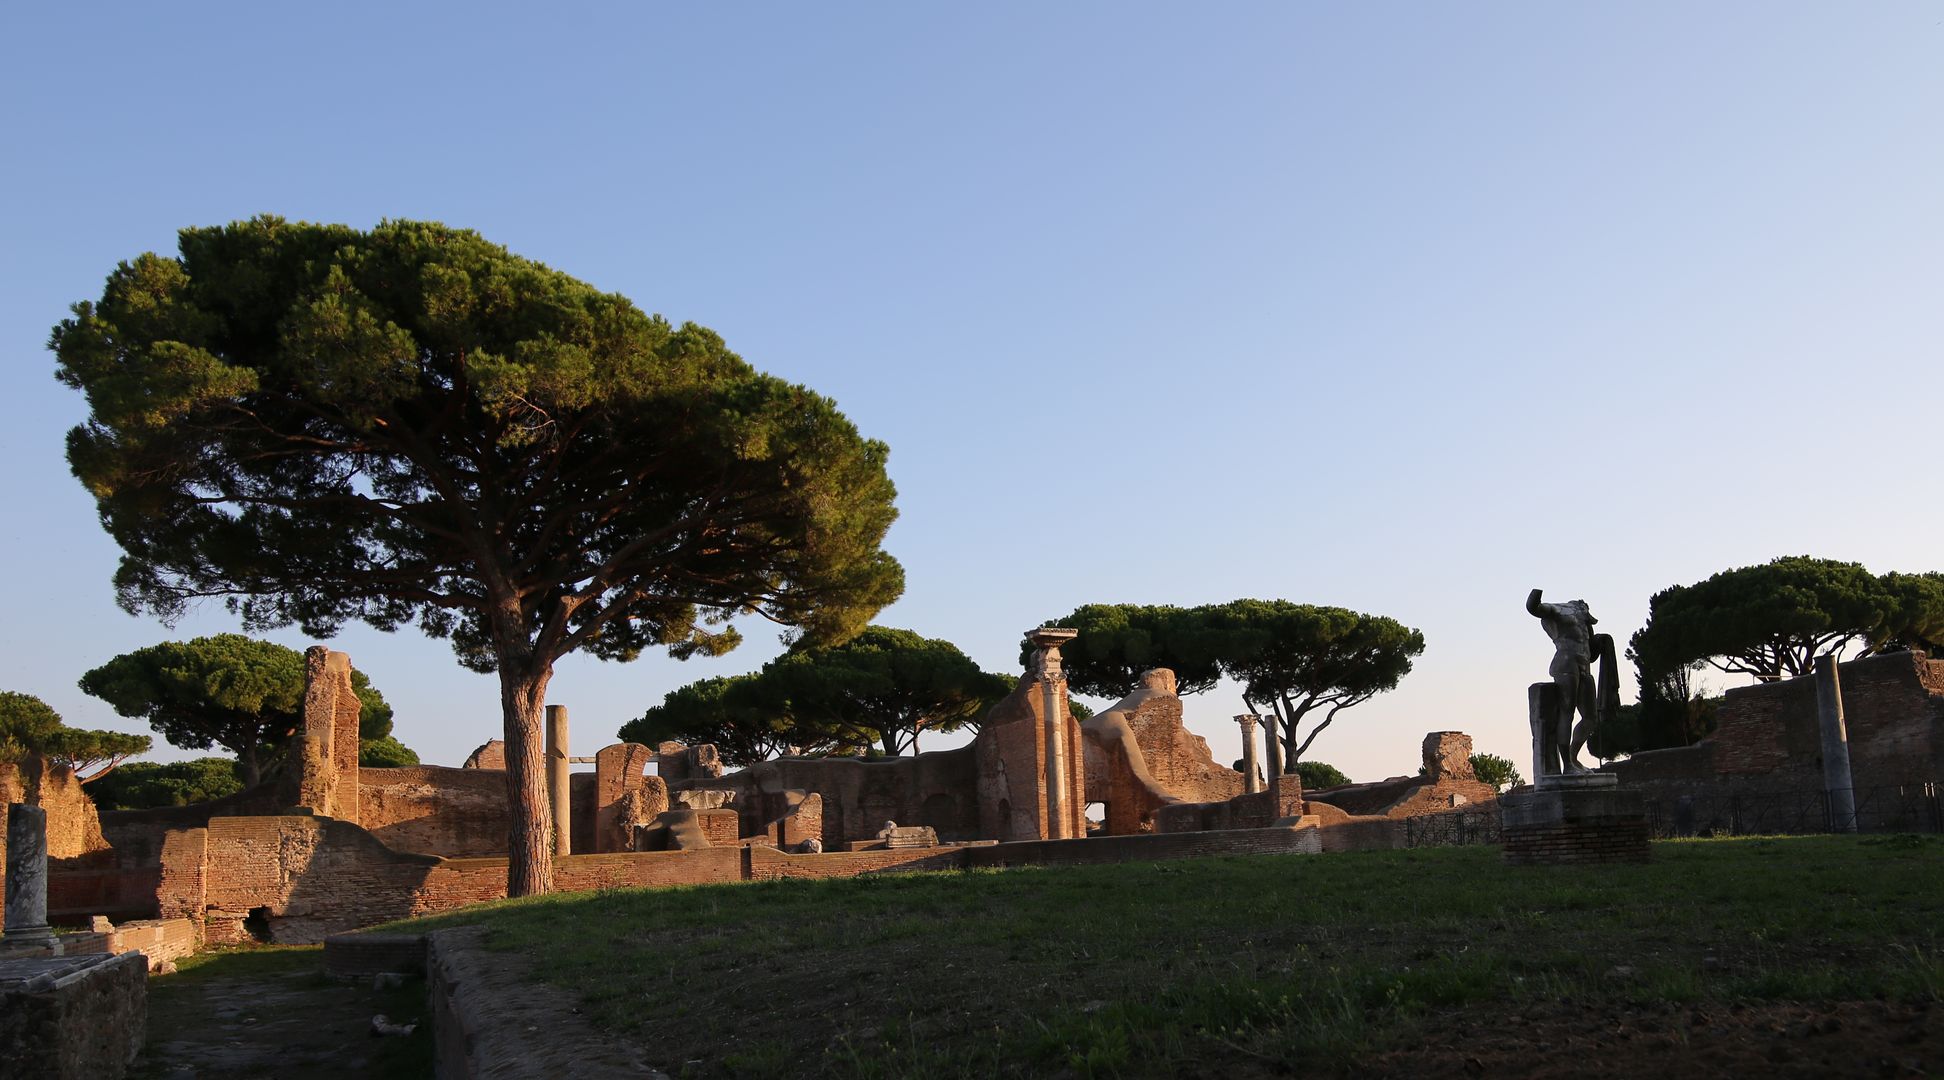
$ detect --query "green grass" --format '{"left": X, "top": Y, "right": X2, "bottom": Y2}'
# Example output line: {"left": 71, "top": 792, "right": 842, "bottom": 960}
{"left": 390, "top": 835, "right": 1944, "bottom": 1078}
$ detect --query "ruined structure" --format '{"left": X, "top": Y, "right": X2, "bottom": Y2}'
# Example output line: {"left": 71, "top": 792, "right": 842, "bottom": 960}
{"left": 1083, "top": 669, "right": 1245, "bottom": 835}
{"left": 1603, "top": 650, "right": 1944, "bottom": 833}
{"left": 25, "top": 632, "right": 1511, "bottom": 945}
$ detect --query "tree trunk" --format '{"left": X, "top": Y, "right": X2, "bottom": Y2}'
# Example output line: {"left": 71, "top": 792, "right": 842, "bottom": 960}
{"left": 497, "top": 659, "right": 554, "bottom": 897}
{"left": 239, "top": 746, "right": 262, "bottom": 789}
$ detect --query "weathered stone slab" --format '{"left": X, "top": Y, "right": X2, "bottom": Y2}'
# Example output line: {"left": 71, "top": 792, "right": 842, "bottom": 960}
{"left": 0, "top": 952, "right": 145, "bottom": 1079}
{"left": 879, "top": 825, "right": 938, "bottom": 849}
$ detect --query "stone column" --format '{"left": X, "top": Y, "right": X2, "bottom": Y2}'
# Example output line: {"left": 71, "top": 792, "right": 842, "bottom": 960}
{"left": 2, "top": 804, "right": 55, "bottom": 953}
{"left": 1027, "top": 628, "right": 1079, "bottom": 840}
{"left": 1235, "top": 715, "right": 1262, "bottom": 794}
{"left": 1263, "top": 715, "right": 1285, "bottom": 782}
{"left": 546, "top": 705, "right": 572, "bottom": 856}
{"left": 1813, "top": 654, "right": 1858, "bottom": 833}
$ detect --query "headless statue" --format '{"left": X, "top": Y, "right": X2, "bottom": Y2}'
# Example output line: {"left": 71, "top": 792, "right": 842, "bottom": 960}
{"left": 1526, "top": 589, "right": 1618, "bottom": 775}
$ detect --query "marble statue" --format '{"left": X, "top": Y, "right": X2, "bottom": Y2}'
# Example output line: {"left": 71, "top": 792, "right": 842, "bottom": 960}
{"left": 1526, "top": 588, "right": 1619, "bottom": 776}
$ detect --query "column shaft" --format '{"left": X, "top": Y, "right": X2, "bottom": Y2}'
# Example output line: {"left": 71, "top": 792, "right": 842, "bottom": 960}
{"left": 546, "top": 705, "right": 572, "bottom": 856}
{"left": 3, "top": 804, "right": 53, "bottom": 947}
{"left": 1042, "top": 678, "right": 1067, "bottom": 839}
{"left": 1813, "top": 655, "right": 1857, "bottom": 833}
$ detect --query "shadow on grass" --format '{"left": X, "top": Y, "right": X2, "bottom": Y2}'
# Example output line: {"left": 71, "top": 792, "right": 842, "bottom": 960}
{"left": 378, "top": 835, "right": 1944, "bottom": 1078}
{"left": 138, "top": 944, "right": 432, "bottom": 1080}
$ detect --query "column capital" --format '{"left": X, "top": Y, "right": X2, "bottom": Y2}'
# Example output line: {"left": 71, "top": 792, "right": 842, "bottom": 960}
{"left": 1233, "top": 713, "right": 1260, "bottom": 731}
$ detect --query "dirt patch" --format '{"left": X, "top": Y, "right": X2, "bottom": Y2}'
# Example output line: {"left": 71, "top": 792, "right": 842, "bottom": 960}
{"left": 133, "top": 947, "right": 430, "bottom": 1080}
{"left": 1344, "top": 999, "right": 1939, "bottom": 1079}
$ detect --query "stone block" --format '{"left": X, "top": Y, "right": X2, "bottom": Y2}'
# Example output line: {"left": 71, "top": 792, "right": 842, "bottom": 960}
{"left": 879, "top": 826, "right": 938, "bottom": 849}
{"left": 1500, "top": 784, "right": 1649, "bottom": 865}
{"left": 0, "top": 952, "right": 146, "bottom": 1079}
{"left": 1421, "top": 731, "right": 1476, "bottom": 782}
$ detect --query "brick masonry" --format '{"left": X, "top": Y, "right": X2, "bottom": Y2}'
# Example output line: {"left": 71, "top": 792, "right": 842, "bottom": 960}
{"left": 359, "top": 766, "right": 513, "bottom": 857}
{"left": 1502, "top": 819, "right": 1651, "bottom": 865}
{"left": 1603, "top": 651, "right": 1944, "bottom": 828}
{"left": 123, "top": 810, "right": 1340, "bottom": 943}
{"left": 3, "top": 759, "right": 113, "bottom": 927}
{"left": 1083, "top": 672, "right": 1247, "bottom": 836}
{"left": 1500, "top": 785, "right": 1650, "bottom": 865}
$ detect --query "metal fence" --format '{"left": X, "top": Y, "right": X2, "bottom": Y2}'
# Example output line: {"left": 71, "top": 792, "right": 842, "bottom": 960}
{"left": 1401, "top": 809, "right": 1502, "bottom": 848}
{"left": 1644, "top": 783, "right": 1943, "bottom": 838}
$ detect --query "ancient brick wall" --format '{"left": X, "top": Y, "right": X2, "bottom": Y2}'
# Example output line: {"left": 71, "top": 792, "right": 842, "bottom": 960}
{"left": 155, "top": 828, "right": 206, "bottom": 920}
{"left": 973, "top": 676, "right": 1086, "bottom": 842}
{"left": 0, "top": 759, "right": 109, "bottom": 859}
{"left": 746, "top": 845, "right": 967, "bottom": 880}
{"left": 1602, "top": 651, "right": 1944, "bottom": 823}
{"left": 1377, "top": 779, "right": 1501, "bottom": 818}
{"left": 359, "top": 766, "right": 512, "bottom": 857}
{"left": 593, "top": 743, "right": 660, "bottom": 853}
{"left": 1123, "top": 694, "right": 1244, "bottom": 805}
{"left": 3, "top": 759, "right": 115, "bottom": 926}
{"left": 682, "top": 746, "right": 981, "bottom": 847}
{"left": 60, "top": 917, "right": 201, "bottom": 969}
{"left": 1080, "top": 671, "right": 1244, "bottom": 836}
{"left": 1502, "top": 819, "right": 1650, "bottom": 864}
{"left": 965, "top": 820, "right": 1321, "bottom": 868}
{"left": 195, "top": 816, "right": 444, "bottom": 941}
{"left": 175, "top": 814, "right": 750, "bottom": 942}
{"left": 461, "top": 741, "right": 506, "bottom": 769}
{"left": 1301, "top": 732, "right": 1499, "bottom": 820}
{"left": 1154, "top": 775, "right": 1305, "bottom": 833}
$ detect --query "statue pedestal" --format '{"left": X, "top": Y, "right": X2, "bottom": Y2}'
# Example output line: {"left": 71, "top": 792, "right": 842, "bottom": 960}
{"left": 1501, "top": 777, "right": 1648, "bottom": 865}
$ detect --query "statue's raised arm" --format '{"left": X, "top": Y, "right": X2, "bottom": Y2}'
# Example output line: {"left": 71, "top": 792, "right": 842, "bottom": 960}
{"left": 1524, "top": 587, "right": 1617, "bottom": 779}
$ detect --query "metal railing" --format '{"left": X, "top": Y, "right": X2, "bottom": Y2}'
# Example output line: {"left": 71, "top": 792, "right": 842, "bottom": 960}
{"left": 1402, "top": 809, "right": 1502, "bottom": 847}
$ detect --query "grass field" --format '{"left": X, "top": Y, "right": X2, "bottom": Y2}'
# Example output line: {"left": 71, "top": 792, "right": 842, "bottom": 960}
{"left": 395, "top": 836, "right": 1944, "bottom": 1078}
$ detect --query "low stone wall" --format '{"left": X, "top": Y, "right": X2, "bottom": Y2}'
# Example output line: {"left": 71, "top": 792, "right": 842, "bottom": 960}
{"left": 59, "top": 917, "right": 200, "bottom": 970}
{"left": 966, "top": 819, "right": 1321, "bottom": 868}
{"left": 746, "top": 844, "right": 967, "bottom": 881}
{"left": 0, "top": 952, "right": 146, "bottom": 1080}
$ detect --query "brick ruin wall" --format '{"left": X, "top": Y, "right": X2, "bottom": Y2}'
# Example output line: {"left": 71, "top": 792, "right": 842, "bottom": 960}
{"left": 1081, "top": 679, "right": 1247, "bottom": 836}
{"left": 2, "top": 758, "right": 112, "bottom": 926}
{"left": 1603, "top": 651, "right": 1944, "bottom": 831}
{"left": 61, "top": 916, "right": 202, "bottom": 969}
{"left": 1502, "top": 818, "right": 1651, "bottom": 865}
{"left": 972, "top": 675, "right": 1087, "bottom": 842}
{"left": 1122, "top": 694, "right": 1244, "bottom": 805}
{"left": 684, "top": 744, "right": 983, "bottom": 847}
{"left": 359, "top": 766, "right": 513, "bottom": 857}
{"left": 128, "top": 811, "right": 1343, "bottom": 943}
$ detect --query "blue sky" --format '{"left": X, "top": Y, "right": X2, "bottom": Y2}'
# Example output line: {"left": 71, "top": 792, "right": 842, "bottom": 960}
{"left": 3, "top": 3, "right": 1940, "bottom": 781}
